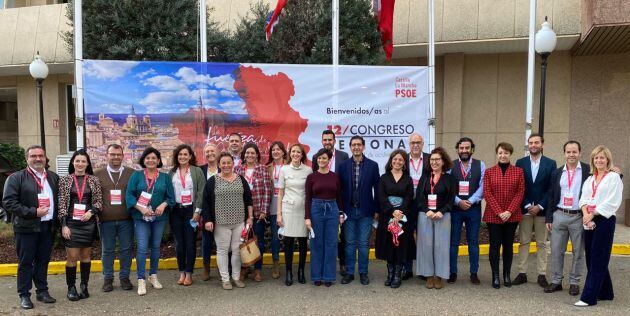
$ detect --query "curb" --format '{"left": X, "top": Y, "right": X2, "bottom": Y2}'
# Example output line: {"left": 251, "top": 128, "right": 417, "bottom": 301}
{"left": 0, "top": 243, "right": 628, "bottom": 277}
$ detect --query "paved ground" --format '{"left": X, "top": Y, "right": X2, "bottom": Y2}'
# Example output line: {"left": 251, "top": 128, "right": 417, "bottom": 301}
{"left": 615, "top": 224, "right": 630, "bottom": 244}
{"left": 0, "top": 255, "right": 628, "bottom": 315}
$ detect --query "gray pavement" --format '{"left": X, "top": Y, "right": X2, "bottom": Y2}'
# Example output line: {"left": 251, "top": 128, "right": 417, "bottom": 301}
{"left": 1, "top": 255, "right": 629, "bottom": 315}
{"left": 615, "top": 224, "right": 630, "bottom": 244}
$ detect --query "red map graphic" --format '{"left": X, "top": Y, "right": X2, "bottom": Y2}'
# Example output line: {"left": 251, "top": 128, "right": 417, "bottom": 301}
{"left": 173, "top": 65, "right": 309, "bottom": 163}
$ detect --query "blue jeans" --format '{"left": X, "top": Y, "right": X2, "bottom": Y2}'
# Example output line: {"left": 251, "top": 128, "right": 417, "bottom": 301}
{"left": 449, "top": 207, "right": 481, "bottom": 274}
{"left": 344, "top": 210, "right": 373, "bottom": 275}
{"left": 134, "top": 219, "right": 167, "bottom": 279}
{"left": 99, "top": 219, "right": 134, "bottom": 279}
{"left": 269, "top": 215, "right": 280, "bottom": 262}
{"left": 310, "top": 199, "right": 340, "bottom": 282}
{"left": 170, "top": 205, "right": 196, "bottom": 273}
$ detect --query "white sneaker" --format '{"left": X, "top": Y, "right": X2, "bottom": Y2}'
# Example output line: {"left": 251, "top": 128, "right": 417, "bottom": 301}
{"left": 148, "top": 274, "right": 163, "bottom": 289}
{"left": 137, "top": 279, "right": 146, "bottom": 296}
{"left": 574, "top": 300, "right": 589, "bottom": 307}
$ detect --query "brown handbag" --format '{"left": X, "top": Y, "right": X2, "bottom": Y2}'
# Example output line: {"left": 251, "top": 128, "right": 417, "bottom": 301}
{"left": 239, "top": 227, "right": 262, "bottom": 267}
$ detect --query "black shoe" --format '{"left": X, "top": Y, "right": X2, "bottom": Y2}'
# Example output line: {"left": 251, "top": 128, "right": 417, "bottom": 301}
{"left": 537, "top": 274, "right": 549, "bottom": 288}
{"left": 20, "top": 296, "right": 34, "bottom": 310}
{"left": 67, "top": 286, "right": 79, "bottom": 301}
{"left": 36, "top": 291, "right": 56, "bottom": 304}
{"left": 78, "top": 283, "right": 90, "bottom": 299}
{"left": 341, "top": 274, "right": 354, "bottom": 284}
{"left": 339, "top": 265, "right": 346, "bottom": 277}
{"left": 120, "top": 278, "right": 133, "bottom": 291}
{"left": 503, "top": 271, "right": 512, "bottom": 288}
{"left": 447, "top": 273, "right": 457, "bottom": 284}
{"left": 470, "top": 273, "right": 480, "bottom": 285}
{"left": 384, "top": 264, "right": 394, "bottom": 286}
{"left": 314, "top": 281, "right": 322, "bottom": 286}
{"left": 401, "top": 270, "right": 413, "bottom": 281}
{"left": 491, "top": 271, "right": 500, "bottom": 289}
{"left": 359, "top": 273, "right": 370, "bottom": 285}
{"left": 511, "top": 273, "right": 527, "bottom": 285}
{"left": 544, "top": 283, "right": 563, "bottom": 293}
{"left": 297, "top": 268, "right": 306, "bottom": 284}
{"left": 285, "top": 269, "right": 293, "bottom": 286}
{"left": 569, "top": 284, "right": 580, "bottom": 296}
{"left": 102, "top": 278, "right": 114, "bottom": 292}
{"left": 390, "top": 266, "right": 402, "bottom": 289}
{"left": 324, "top": 281, "right": 333, "bottom": 287}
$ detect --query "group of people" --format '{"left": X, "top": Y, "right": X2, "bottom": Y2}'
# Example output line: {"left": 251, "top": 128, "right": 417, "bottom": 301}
{"left": 2, "top": 131, "right": 624, "bottom": 310}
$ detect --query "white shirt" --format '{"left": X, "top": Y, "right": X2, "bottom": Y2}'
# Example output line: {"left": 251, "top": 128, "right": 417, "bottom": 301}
{"left": 206, "top": 165, "right": 218, "bottom": 180}
{"left": 530, "top": 156, "right": 541, "bottom": 182}
{"left": 172, "top": 168, "right": 194, "bottom": 204}
{"left": 579, "top": 171, "right": 624, "bottom": 219}
{"left": 106, "top": 165, "right": 125, "bottom": 189}
{"left": 556, "top": 163, "right": 582, "bottom": 210}
{"left": 29, "top": 167, "right": 54, "bottom": 222}
{"left": 409, "top": 155, "right": 424, "bottom": 191}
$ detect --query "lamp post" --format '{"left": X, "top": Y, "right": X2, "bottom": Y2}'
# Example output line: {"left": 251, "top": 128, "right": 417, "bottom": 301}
{"left": 534, "top": 17, "right": 557, "bottom": 136}
{"left": 29, "top": 52, "right": 49, "bottom": 149}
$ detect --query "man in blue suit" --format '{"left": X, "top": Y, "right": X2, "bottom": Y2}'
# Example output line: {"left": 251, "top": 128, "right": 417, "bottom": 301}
{"left": 513, "top": 133, "right": 557, "bottom": 287}
{"left": 338, "top": 136, "right": 380, "bottom": 285}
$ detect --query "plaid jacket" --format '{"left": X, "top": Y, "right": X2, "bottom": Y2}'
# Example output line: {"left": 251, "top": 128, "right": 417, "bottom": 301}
{"left": 482, "top": 164, "right": 524, "bottom": 224}
{"left": 234, "top": 164, "right": 272, "bottom": 218}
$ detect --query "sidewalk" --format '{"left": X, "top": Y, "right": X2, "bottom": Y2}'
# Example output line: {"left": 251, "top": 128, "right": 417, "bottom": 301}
{"left": 615, "top": 223, "right": 630, "bottom": 244}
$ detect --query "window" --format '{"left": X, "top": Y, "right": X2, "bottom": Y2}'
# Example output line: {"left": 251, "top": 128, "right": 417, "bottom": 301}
{"left": 0, "top": 88, "right": 18, "bottom": 144}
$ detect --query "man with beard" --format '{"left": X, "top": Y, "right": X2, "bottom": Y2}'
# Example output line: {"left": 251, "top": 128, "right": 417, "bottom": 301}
{"left": 312, "top": 130, "right": 349, "bottom": 275}
{"left": 514, "top": 133, "right": 557, "bottom": 287}
{"left": 447, "top": 137, "right": 485, "bottom": 285}
{"left": 228, "top": 133, "right": 244, "bottom": 166}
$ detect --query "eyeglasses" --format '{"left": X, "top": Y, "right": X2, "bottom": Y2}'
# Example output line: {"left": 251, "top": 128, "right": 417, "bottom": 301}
{"left": 429, "top": 158, "right": 442, "bottom": 162}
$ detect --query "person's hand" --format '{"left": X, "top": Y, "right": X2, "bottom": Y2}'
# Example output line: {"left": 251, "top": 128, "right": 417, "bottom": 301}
{"left": 339, "top": 214, "right": 345, "bottom": 224}
{"left": 277, "top": 214, "right": 284, "bottom": 227}
{"left": 192, "top": 212, "right": 200, "bottom": 222}
{"left": 204, "top": 222, "right": 214, "bottom": 232}
{"left": 81, "top": 211, "right": 93, "bottom": 222}
{"left": 258, "top": 213, "right": 267, "bottom": 222}
{"left": 426, "top": 211, "right": 435, "bottom": 219}
{"left": 546, "top": 223, "right": 552, "bottom": 232}
{"left": 611, "top": 166, "right": 621, "bottom": 174}
{"left": 393, "top": 210, "right": 403, "bottom": 220}
{"left": 433, "top": 212, "right": 443, "bottom": 221}
{"left": 458, "top": 200, "right": 472, "bottom": 210}
{"left": 499, "top": 211, "right": 511, "bottom": 222}
{"left": 528, "top": 205, "right": 541, "bottom": 216}
{"left": 583, "top": 213, "right": 594, "bottom": 225}
{"left": 62, "top": 226, "right": 71, "bottom": 239}
{"left": 36, "top": 206, "right": 49, "bottom": 217}
{"left": 305, "top": 219, "right": 312, "bottom": 230}
{"left": 155, "top": 204, "right": 166, "bottom": 216}
{"left": 246, "top": 217, "right": 254, "bottom": 228}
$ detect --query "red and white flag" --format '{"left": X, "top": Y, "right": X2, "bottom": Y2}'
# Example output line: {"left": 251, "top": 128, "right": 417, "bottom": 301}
{"left": 265, "top": 0, "right": 288, "bottom": 42}
{"left": 373, "top": 0, "right": 395, "bottom": 61}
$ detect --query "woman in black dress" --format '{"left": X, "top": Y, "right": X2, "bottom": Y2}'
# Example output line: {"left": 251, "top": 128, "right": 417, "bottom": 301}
{"left": 375, "top": 149, "right": 414, "bottom": 288}
{"left": 58, "top": 149, "right": 103, "bottom": 301}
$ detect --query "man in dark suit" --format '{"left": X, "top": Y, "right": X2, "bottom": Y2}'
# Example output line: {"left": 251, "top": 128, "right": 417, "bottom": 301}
{"left": 311, "top": 129, "right": 350, "bottom": 275}
{"left": 2, "top": 145, "right": 59, "bottom": 309}
{"left": 544, "top": 140, "right": 589, "bottom": 296}
{"left": 338, "top": 136, "right": 380, "bottom": 285}
{"left": 513, "top": 133, "right": 557, "bottom": 287}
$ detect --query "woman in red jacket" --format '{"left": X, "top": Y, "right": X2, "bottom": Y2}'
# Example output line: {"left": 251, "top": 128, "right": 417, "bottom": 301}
{"left": 483, "top": 142, "right": 525, "bottom": 289}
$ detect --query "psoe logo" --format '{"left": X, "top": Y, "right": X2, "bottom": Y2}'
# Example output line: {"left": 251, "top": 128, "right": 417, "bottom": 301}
{"left": 395, "top": 76, "right": 417, "bottom": 98}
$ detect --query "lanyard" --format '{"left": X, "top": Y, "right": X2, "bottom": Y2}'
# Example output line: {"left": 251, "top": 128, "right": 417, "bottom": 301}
{"left": 591, "top": 171, "right": 608, "bottom": 198}
{"left": 430, "top": 172, "right": 440, "bottom": 194}
{"left": 107, "top": 167, "right": 123, "bottom": 189}
{"left": 410, "top": 157, "right": 422, "bottom": 174}
{"left": 178, "top": 166, "right": 189, "bottom": 189}
{"left": 566, "top": 165, "right": 576, "bottom": 190}
{"left": 459, "top": 160, "right": 471, "bottom": 180}
{"left": 27, "top": 168, "right": 47, "bottom": 192}
{"left": 244, "top": 166, "right": 255, "bottom": 184}
{"left": 72, "top": 174, "right": 88, "bottom": 203}
{"left": 144, "top": 169, "right": 158, "bottom": 193}
{"left": 273, "top": 163, "right": 282, "bottom": 180}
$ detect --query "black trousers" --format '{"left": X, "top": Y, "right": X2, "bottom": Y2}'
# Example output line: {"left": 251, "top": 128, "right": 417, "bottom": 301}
{"left": 15, "top": 221, "right": 54, "bottom": 298}
{"left": 284, "top": 237, "right": 307, "bottom": 270}
{"left": 170, "top": 205, "right": 197, "bottom": 273}
{"left": 581, "top": 215, "right": 616, "bottom": 305}
{"left": 487, "top": 222, "right": 518, "bottom": 274}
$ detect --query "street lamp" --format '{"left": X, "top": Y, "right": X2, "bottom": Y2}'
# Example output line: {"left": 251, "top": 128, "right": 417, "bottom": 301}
{"left": 535, "top": 17, "right": 557, "bottom": 136}
{"left": 29, "top": 52, "right": 49, "bottom": 149}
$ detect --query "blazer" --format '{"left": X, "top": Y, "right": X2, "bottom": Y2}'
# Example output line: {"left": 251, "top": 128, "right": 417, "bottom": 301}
{"left": 337, "top": 155, "right": 380, "bottom": 218}
{"left": 58, "top": 174, "right": 103, "bottom": 223}
{"left": 482, "top": 164, "right": 525, "bottom": 224}
{"left": 312, "top": 149, "right": 350, "bottom": 172}
{"left": 200, "top": 163, "right": 220, "bottom": 180}
{"left": 2, "top": 168, "right": 60, "bottom": 233}
{"left": 234, "top": 164, "right": 272, "bottom": 217}
{"left": 515, "top": 155, "right": 557, "bottom": 216}
{"left": 168, "top": 165, "right": 206, "bottom": 211}
{"left": 546, "top": 162, "right": 590, "bottom": 223}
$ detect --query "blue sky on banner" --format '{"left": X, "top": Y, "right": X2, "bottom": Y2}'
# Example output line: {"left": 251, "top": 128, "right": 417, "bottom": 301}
{"left": 83, "top": 60, "right": 246, "bottom": 114}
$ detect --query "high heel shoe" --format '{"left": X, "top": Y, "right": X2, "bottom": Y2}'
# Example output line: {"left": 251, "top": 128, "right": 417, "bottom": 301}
{"left": 503, "top": 271, "right": 512, "bottom": 288}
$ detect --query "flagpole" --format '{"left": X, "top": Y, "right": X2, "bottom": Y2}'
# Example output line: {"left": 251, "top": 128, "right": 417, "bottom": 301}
{"left": 200, "top": 0, "right": 207, "bottom": 62}
{"left": 428, "top": 0, "right": 436, "bottom": 151}
{"left": 74, "top": 0, "right": 84, "bottom": 150}
{"left": 525, "top": 0, "right": 536, "bottom": 155}
{"left": 332, "top": 0, "right": 339, "bottom": 108}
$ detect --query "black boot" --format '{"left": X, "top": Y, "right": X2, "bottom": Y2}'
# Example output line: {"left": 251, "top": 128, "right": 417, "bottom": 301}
{"left": 384, "top": 264, "right": 394, "bottom": 286}
{"left": 491, "top": 271, "right": 500, "bottom": 289}
{"left": 297, "top": 267, "right": 306, "bottom": 284}
{"left": 78, "top": 262, "right": 91, "bottom": 299}
{"left": 391, "top": 265, "right": 402, "bottom": 288}
{"left": 503, "top": 271, "right": 512, "bottom": 288}
{"left": 285, "top": 268, "right": 293, "bottom": 286}
{"left": 66, "top": 266, "right": 79, "bottom": 301}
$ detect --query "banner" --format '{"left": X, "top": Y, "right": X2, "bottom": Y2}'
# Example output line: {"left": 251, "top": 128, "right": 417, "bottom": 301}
{"left": 83, "top": 60, "right": 430, "bottom": 172}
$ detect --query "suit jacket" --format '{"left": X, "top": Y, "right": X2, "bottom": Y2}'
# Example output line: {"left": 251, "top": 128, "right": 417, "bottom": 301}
{"left": 515, "top": 155, "right": 557, "bottom": 216}
{"left": 482, "top": 164, "right": 525, "bottom": 224}
{"left": 545, "top": 161, "right": 590, "bottom": 223}
{"left": 311, "top": 149, "right": 350, "bottom": 172}
{"left": 200, "top": 164, "right": 220, "bottom": 180}
{"left": 2, "top": 168, "right": 60, "bottom": 233}
{"left": 338, "top": 155, "right": 380, "bottom": 218}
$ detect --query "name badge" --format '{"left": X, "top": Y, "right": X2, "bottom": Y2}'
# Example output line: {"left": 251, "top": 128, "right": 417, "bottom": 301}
{"left": 110, "top": 189, "right": 122, "bottom": 205}
{"left": 37, "top": 193, "right": 51, "bottom": 208}
{"left": 428, "top": 194, "right": 437, "bottom": 210}
{"left": 137, "top": 191, "right": 152, "bottom": 209}
{"left": 458, "top": 181, "right": 470, "bottom": 196}
{"left": 181, "top": 189, "right": 192, "bottom": 206}
{"left": 73, "top": 203, "right": 86, "bottom": 220}
{"left": 274, "top": 188, "right": 279, "bottom": 197}
{"left": 562, "top": 194, "right": 574, "bottom": 208}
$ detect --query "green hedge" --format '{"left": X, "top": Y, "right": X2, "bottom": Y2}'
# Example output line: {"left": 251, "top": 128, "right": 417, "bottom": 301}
{"left": 0, "top": 143, "right": 26, "bottom": 170}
